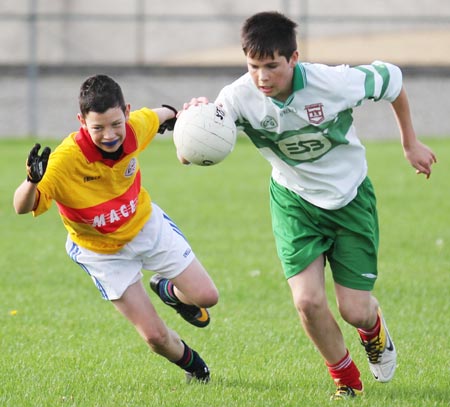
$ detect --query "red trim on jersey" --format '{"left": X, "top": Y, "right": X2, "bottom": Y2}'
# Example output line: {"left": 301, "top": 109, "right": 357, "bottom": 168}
{"left": 75, "top": 124, "right": 138, "bottom": 165}
{"left": 56, "top": 171, "right": 142, "bottom": 234}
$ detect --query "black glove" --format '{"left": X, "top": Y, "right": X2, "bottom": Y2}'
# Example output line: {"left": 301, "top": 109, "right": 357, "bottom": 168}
{"left": 26, "top": 143, "right": 51, "bottom": 183}
{"left": 157, "top": 104, "right": 178, "bottom": 134}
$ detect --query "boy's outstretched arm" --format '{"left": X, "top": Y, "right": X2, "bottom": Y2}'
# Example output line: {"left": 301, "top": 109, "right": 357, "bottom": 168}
{"left": 391, "top": 87, "right": 437, "bottom": 178}
{"left": 155, "top": 104, "right": 178, "bottom": 134}
{"left": 13, "top": 180, "right": 38, "bottom": 214}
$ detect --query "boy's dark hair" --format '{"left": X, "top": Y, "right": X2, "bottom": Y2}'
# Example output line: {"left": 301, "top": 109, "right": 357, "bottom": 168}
{"left": 241, "top": 11, "right": 298, "bottom": 60}
{"left": 79, "top": 74, "right": 126, "bottom": 117}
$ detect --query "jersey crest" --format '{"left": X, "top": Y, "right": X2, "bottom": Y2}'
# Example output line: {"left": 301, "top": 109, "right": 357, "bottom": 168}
{"left": 125, "top": 157, "right": 137, "bottom": 177}
{"left": 305, "top": 103, "right": 325, "bottom": 124}
{"left": 260, "top": 116, "right": 278, "bottom": 129}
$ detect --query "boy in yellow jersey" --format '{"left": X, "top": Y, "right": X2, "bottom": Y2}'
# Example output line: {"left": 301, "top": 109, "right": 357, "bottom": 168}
{"left": 13, "top": 74, "right": 218, "bottom": 383}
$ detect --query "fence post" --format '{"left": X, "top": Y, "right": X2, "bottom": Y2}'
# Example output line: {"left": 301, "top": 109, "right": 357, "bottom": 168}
{"left": 27, "top": 0, "right": 38, "bottom": 137}
{"left": 299, "top": 0, "right": 309, "bottom": 61}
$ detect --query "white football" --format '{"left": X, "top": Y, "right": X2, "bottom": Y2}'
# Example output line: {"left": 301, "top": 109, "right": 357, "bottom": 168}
{"left": 173, "top": 103, "right": 237, "bottom": 166}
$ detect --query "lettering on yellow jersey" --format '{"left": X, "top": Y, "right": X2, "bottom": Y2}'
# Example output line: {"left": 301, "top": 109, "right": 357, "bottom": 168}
{"left": 92, "top": 198, "right": 138, "bottom": 227}
{"left": 56, "top": 171, "right": 142, "bottom": 234}
{"left": 83, "top": 176, "right": 101, "bottom": 182}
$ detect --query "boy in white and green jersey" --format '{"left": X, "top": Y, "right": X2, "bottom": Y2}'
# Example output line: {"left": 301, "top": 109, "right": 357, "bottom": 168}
{"left": 182, "top": 11, "right": 437, "bottom": 401}
{"left": 218, "top": 60, "right": 401, "bottom": 210}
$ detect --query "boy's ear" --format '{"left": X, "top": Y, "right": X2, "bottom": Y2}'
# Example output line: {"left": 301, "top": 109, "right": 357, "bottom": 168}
{"left": 77, "top": 113, "right": 87, "bottom": 128}
{"left": 289, "top": 50, "right": 299, "bottom": 66}
{"left": 125, "top": 104, "right": 131, "bottom": 121}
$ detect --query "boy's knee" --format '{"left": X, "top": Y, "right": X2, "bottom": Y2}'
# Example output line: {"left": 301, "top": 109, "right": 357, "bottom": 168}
{"left": 339, "top": 303, "right": 377, "bottom": 328}
{"left": 197, "top": 288, "right": 219, "bottom": 308}
{"left": 293, "top": 294, "right": 326, "bottom": 321}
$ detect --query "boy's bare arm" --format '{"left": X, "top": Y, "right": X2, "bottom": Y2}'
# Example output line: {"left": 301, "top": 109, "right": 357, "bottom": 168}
{"left": 391, "top": 87, "right": 437, "bottom": 178}
{"left": 14, "top": 180, "right": 38, "bottom": 214}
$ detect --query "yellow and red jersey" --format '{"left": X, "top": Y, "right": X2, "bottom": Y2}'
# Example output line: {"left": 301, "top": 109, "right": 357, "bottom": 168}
{"left": 34, "top": 108, "right": 159, "bottom": 253}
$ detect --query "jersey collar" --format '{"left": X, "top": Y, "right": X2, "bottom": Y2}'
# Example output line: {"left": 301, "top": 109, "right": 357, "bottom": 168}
{"left": 75, "top": 123, "right": 138, "bottom": 164}
{"left": 270, "top": 63, "right": 307, "bottom": 107}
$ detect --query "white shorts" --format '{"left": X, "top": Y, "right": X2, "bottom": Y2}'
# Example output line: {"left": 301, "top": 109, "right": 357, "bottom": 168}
{"left": 65, "top": 202, "right": 196, "bottom": 300}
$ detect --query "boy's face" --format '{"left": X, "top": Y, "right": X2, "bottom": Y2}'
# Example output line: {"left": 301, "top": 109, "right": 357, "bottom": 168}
{"left": 246, "top": 50, "right": 298, "bottom": 102}
{"left": 78, "top": 105, "right": 130, "bottom": 152}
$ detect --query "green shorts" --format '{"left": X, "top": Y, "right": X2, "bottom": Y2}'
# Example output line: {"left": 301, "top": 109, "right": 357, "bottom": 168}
{"left": 269, "top": 177, "right": 379, "bottom": 290}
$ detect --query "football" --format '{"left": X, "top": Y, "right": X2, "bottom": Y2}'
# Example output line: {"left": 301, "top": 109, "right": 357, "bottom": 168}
{"left": 173, "top": 103, "right": 237, "bottom": 166}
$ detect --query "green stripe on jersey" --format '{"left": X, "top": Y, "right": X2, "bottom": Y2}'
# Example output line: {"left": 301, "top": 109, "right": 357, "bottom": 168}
{"left": 354, "top": 67, "right": 375, "bottom": 99}
{"left": 355, "top": 64, "right": 391, "bottom": 101}
{"left": 372, "top": 63, "right": 390, "bottom": 100}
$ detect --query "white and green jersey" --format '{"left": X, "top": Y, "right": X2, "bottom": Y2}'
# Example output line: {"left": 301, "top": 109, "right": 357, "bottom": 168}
{"left": 216, "top": 61, "right": 402, "bottom": 209}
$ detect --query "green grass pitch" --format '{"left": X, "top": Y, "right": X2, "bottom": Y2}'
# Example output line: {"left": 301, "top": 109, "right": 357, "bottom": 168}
{"left": 1, "top": 136, "right": 449, "bottom": 406}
